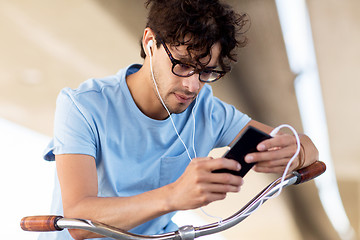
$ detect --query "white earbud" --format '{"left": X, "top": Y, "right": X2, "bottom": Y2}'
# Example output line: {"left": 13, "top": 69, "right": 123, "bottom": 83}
{"left": 147, "top": 40, "right": 154, "bottom": 55}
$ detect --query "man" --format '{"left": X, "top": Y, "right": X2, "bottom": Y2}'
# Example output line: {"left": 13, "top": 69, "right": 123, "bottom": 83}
{"left": 41, "top": 0, "right": 318, "bottom": 239}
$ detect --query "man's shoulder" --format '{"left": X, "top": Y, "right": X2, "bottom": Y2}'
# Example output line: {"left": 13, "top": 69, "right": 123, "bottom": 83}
{"left": 77, "top": 75, "right": 120, "bottom": 94}
{"left": 59, "top": 65, "right": 139, "bottom": 102}
{"left": 56, "top": 76, "right": 118, "bottom": 109}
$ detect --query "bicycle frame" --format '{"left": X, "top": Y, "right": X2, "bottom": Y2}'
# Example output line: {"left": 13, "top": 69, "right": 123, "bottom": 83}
{"left": 21, "top": 161, "right": 326, "bottom": 240}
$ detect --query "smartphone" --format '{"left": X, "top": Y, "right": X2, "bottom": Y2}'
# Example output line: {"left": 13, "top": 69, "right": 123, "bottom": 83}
{"left": 213, "top": 126, "right": 272, "bottom": 177}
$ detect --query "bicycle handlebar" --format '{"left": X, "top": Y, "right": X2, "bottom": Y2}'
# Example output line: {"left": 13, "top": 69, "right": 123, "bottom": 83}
{"left": 21, "top": 161, "right": 326, "bottom": 240}
{"left": 20, "top": 215, "right": 63, "bottom": 232}
{"left": 293, "top": 160, "right": 326, "bottom": 184}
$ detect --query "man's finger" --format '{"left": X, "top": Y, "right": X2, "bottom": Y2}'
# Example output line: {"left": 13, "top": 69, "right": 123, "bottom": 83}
{"left": 206, "top": 157, "right": 241, "bottom": 172}
{"left": 257, "top": 134, "right": 296, "bottom": 151}
{"left": 245, "top": 145, "right": 297, "bottom": 163}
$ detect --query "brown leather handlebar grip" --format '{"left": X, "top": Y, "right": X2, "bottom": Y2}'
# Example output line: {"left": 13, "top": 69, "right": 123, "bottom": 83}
{"left": 293, "top": 161, "right": 326, "bottom": 184}
{"left": 21, "top": 215, "right": 63, "bottom": 232}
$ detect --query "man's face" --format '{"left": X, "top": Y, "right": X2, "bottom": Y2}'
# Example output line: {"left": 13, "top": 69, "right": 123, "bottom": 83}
{"left": 151, "top": 41, "right": 222, "bottom": 114}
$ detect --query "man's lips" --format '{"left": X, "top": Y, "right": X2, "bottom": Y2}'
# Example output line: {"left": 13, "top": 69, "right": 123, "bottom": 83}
{"left": 174, "top": 93, "right": 195, "bottom": 104}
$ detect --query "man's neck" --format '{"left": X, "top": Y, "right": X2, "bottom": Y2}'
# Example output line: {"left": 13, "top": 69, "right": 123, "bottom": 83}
{"left": 126, "top": 65, "right": 169, "bottom": 120}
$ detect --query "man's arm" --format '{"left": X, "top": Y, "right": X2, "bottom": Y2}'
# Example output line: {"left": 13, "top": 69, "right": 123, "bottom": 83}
{"left": 56, "top": 154, "right": 244, "bottom": 240}
{"left": 231, "top": 120, "right": 319, "bottom": 174}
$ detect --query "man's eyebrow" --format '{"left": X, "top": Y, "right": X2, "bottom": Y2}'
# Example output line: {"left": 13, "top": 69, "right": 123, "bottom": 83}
{"left": 173, "top": 50, "right": 219, "bottom": 69}
{"left": 176, "top": 54, "right": 194, "bottom": 64}
{"left": 172, "top": 49, "right": 202, "bottom": 65}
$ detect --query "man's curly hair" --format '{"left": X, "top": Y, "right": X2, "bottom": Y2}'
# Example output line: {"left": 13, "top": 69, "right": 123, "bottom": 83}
{"left": 140, "top": 0, "right": 249, "bottom": 73}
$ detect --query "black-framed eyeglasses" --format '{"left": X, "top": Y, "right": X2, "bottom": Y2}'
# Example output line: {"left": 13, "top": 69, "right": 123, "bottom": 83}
{"left": 160, "top": 40, "right": 226, "bottom": 83}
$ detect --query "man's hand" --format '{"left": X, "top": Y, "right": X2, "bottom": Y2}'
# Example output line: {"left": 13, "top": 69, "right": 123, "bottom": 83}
{"left": 244, "top": 133, "right": 300, "bottom": 174}
{"left": 166, "top": 157, "right": 244, "bottom": 211}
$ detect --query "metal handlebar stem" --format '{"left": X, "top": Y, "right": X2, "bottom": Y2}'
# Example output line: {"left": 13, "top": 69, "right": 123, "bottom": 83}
{"left": 193, "top": 173, "right": 298, "bottom": 238}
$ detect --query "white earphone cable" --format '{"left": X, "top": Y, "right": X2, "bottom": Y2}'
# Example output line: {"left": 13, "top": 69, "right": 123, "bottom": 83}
{"left": 148, "top": 42, "right": 300, "bottom": 224}
{"left": 148, "top": 43, "right": 225, "bottom": 222}
{"left": 191, "top": 96, "right": 198, "bottom": 159}
{"left": 148, "top": 43, "right": 195, "bottom": 161}
{"left": 238, "top": 124, "right": 301, "bottom": 219}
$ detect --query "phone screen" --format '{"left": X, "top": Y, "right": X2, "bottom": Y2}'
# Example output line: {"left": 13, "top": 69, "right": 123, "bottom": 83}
{"left": 213, "top": 126, "right": 272, "bottom": 177}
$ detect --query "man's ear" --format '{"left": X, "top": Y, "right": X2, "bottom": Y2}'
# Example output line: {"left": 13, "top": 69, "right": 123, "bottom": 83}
{"left": 143, "top": 27, "right": 156, "bottom": 57}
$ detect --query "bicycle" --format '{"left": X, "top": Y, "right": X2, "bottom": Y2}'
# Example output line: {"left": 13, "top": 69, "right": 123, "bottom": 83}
{"left": 21, "top": 161, "right": 326, "bottom": 240}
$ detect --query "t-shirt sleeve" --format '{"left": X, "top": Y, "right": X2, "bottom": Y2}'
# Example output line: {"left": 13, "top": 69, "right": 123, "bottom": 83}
{"left": 43, "top": 89, "right": 97, "bottom": 161}
{"left": 210, "top": 96, "right": 251, "bottom": 148}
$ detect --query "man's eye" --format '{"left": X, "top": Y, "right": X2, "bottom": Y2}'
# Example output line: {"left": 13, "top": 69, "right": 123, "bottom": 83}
{"left": 178, "top": 63, "right": 192, "bottom": 71}
{"left": 201, "top": 71, "right": 211, "bottom": 78}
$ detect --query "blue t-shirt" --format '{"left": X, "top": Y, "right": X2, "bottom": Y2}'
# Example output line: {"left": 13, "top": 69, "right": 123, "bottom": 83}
{"left": 40, "top": 64, "right": 251, "bottom": 239}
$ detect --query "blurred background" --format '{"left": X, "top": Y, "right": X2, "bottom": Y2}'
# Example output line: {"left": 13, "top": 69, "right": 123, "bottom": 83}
{"left": 1, "top": 0, "right": 359, "bottom": 239}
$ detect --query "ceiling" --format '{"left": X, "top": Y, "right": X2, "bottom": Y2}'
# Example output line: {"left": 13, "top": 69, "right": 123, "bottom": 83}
{"left": 1, "top": 1, "right": 359, "bottom": 239}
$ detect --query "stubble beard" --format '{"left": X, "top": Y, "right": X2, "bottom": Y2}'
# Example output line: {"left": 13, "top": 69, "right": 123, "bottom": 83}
{"left": 150, "top": 71, "right": 193, "bottom": 115}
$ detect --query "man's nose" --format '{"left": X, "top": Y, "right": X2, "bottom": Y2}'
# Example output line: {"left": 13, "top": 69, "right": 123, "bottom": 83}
{"left": 182, "top": 74, "right": 200, "bottom": 93}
